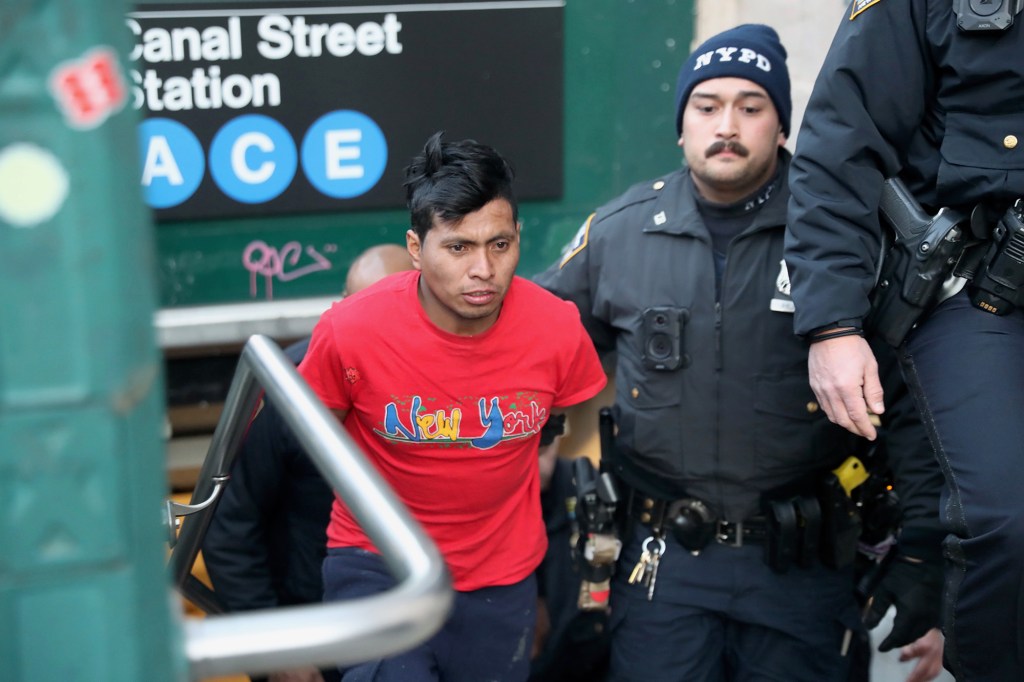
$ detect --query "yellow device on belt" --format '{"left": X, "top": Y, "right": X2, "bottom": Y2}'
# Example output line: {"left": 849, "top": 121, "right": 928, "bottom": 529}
{"left": 832, "top": 456, "right": 869, "bottom": 497}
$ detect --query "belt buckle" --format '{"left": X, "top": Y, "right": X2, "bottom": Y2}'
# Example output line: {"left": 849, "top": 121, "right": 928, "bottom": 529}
{"left": 716, "top": 520, "right": 743, "bottom": 547}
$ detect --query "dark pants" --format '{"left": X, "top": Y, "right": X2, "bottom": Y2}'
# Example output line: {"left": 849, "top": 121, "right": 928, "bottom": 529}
{"left": 607, "top": 522, "right": 860, "bottom": 682}
{"left": 902, "top": 290, "right": 1024, "bottom": 681}
{"left": 323, "top": 548, "right": 537, "bottom": 682}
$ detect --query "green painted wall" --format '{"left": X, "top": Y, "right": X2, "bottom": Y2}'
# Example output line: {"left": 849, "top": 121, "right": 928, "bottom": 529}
{"left": 0, "top": 1, "right": 182, "bottom": 680}
{"left": 154, "top": 0, "right": 696, "bottom": 307}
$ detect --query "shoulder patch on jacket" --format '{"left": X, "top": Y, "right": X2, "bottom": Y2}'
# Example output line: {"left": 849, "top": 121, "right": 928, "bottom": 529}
{"left": 586, "top": 176, "right": 666, "bottom": 230}
{"left": 850, "top": 0, "right": 883, "bottom": 20}
{"left": 559, "top": 213, "right": 594, "bottom": 267}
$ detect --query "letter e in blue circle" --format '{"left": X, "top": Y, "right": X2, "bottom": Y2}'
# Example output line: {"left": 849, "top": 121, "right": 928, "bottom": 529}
{"left": 138, "top": 118, "right": 204, "bottom": 209}
{"left": 302, "top": 110, "right": 387, "bottom": 199}
{"left": 210, "top": 115, "right": 298, "bottom": 204}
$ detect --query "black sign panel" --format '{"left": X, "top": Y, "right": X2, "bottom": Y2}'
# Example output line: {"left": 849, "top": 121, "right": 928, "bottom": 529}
{"left": 128, "top": 1, "right": 564, "bottom": 220}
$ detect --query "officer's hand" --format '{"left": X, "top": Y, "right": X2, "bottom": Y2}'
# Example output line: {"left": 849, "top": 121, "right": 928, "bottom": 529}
{"left": 900, "top": 628, "right": 946, "bottom": 682}
{"left": 807, "top": 335, "right": 884, "bottom": 440}
{"left": 864, "top": 556, "right": 943, "bottom": 653}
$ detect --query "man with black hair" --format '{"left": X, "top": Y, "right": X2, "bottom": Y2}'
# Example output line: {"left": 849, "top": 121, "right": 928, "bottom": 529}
{"left": 536, "top": 24, "right": 943, "bottom": 682}
{"left": 299, "top": 132, "right": 606, "bottom": 681}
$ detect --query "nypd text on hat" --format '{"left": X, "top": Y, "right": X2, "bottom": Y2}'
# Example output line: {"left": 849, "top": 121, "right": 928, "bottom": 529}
{"left": 692, "top": 47, "right": 771, "bottom": 73}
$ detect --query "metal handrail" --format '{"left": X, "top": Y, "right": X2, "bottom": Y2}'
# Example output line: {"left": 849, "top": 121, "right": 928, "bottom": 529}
{"left": 168, "top": 334, "right": 452, "bottom": 680}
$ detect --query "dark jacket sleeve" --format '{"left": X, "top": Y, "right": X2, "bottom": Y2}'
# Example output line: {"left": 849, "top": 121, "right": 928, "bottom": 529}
{"left": 202, "top": 338, "right": 317, "bottom": 612}
{"left": 786, "top": 0, "right": 937, "bottom": 335}
{"left": 202, "top": 402, "right": 293, "bottom": 611}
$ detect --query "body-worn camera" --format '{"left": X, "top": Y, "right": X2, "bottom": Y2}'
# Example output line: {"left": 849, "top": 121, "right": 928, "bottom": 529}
{"left": 641, "top": 306, "right": 690, "bottom": 371}
{"left": 954, "top": 0, "right": 1024, "bottom": 31}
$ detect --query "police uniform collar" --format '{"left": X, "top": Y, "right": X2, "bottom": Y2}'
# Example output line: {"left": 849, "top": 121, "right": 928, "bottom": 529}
{"left": 746, "top": 149, "right": 791, "bottom": 232}
{"left": 640, "top": 169, "right": 707, "bottom": 238}
{"left": 694, "top": 165, "right": 783, "bottom": 218}
{"left": 640, "top": 149, "right": 791, "bottom": 238}
{"left": 684, "top": 148, "right": 792, "bottom": 237}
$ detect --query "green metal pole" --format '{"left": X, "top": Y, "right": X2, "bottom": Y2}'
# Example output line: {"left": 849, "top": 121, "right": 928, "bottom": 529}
{"left": 0, "top": 1, "right": 182, "bottom": 680}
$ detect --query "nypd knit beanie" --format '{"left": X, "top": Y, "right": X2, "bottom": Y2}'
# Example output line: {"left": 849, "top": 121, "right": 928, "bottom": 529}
{"left": 674, "top": 24, "right": 791, "bottom": 137}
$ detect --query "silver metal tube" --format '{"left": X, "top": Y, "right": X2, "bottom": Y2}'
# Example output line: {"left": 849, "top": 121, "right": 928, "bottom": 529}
{"left": 176, "top": 335, "right": 452, "bottom": 679}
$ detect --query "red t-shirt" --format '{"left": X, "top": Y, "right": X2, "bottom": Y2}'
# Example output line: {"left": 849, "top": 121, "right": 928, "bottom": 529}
{"left": 299, "top": 270, "right": 606, "bottom": 591}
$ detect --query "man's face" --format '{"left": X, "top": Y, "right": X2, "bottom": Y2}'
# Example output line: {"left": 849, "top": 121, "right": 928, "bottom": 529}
{"left": 407, "top": 198, "right": 520, "bottom": 336}
{"left": 679, "top": 77, "right": 786, "bottom": 204}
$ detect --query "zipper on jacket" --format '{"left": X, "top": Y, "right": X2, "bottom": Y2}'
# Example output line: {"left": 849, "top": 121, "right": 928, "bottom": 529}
{"left": 714, "top": 301, "right": 722, "bottom": 371}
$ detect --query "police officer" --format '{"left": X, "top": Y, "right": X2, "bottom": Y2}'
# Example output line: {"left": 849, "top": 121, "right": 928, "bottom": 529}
{"left": 536, "top": 23, "right": 944, "bottom": 682}
{"left": 784, "top": 2, "right": 1024, "bottom": 679}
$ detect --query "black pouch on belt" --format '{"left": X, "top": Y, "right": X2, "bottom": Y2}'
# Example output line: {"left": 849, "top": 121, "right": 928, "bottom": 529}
{"left": 794, "top": 496, "right": 821, "bottom": 569}
{"left": 764, "top": 499, "right": 798, "bottom": 573}
{"left": 817, "top": 473, "right": 862, "bottom": 570}
{"left": 667, "top": 498, "right": 716, "bottom": 554}
{"left": 763, "top": 495, "right": 823, "bottom": 573}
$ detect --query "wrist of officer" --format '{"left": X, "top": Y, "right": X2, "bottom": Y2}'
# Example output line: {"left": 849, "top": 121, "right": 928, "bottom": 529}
{"left": 808, "top": 320, "right": 864, "bottom": 344}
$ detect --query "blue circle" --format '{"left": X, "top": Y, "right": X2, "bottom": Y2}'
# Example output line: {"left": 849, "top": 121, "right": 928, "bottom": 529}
{"left": 301, "top": 110, "right": 387, "bottom": 199}
{"left": 209, "top": 115, "right": 297, "bottom": 204}
{"left": 138, "top": 118, "right": 204, "bottom": 209}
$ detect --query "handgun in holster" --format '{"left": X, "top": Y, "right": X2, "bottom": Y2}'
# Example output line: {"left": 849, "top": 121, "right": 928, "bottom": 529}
{"left": 866, "top": 177, "right": 969, "bottom": 347}
{"left": 570, "top": 408, "right": 622, "bottom": 612}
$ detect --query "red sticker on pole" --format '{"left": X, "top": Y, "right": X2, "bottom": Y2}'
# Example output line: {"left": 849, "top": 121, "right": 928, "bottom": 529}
{"left": 49, "top": 47, "right": 127, "bottom": 129}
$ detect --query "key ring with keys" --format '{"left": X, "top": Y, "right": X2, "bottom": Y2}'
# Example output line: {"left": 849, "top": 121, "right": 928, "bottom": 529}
{"left": 642, "top": 536, "right": 666, "bottom": 556}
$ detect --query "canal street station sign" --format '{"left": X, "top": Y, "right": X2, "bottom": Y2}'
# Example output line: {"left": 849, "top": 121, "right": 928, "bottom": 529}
{"left": 129, "top": 1, "right": 565, "bottom": 220}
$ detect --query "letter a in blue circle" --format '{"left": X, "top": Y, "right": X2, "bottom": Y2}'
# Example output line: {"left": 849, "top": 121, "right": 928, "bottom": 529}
{"left": 210, "top": 114, "right": 298, "bottom": 204}
{"left": 138, "top": 118, "right": 205, "bottom": 209}
{"left": 302, "top": 110, "right": 387, "bottom": 199}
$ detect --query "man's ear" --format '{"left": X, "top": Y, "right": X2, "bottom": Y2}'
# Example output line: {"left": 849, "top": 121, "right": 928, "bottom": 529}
{"left": 406, "top": 229, "right": 423, "bottom": 270}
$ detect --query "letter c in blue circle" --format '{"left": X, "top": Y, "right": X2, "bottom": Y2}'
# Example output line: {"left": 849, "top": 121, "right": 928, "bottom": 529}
{"left": 302, "top": 110, "right": 387, "bottom": 199}
{"left": 210, "top": 114, "right": 298, "bottom": 204}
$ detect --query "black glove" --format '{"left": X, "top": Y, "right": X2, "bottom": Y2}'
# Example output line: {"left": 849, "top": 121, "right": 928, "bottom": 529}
{"left": 863, "top": 555, "right": 943, "bottom": 652}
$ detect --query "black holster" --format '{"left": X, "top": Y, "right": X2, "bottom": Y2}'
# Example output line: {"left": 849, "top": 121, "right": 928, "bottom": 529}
{"left": 571, "top": 440, "right": 622, "bottom": 612}
{"left": 866, "top": 178, "right": 969, "bottom": 347}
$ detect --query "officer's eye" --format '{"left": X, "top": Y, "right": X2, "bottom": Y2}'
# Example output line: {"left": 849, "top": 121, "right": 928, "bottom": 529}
{"left": 492, "top": 240, "right": 510, "bottom": 251}
{"left": 449, "top": 243, "right": 466, "bottom": 254}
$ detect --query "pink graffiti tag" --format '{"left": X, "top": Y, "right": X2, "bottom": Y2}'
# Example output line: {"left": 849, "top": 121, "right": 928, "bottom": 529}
{"left": 242, "top": 240, "right": 335, "bottom": 299}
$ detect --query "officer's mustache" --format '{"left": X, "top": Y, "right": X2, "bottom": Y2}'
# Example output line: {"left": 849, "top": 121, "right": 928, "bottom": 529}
{"left": 705, "top": 140, "right": 749, "bottom": 158}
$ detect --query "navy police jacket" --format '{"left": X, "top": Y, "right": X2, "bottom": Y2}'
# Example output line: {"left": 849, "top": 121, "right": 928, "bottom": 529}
{"left": 786, "top": 0, "right": 1024, "bottom": 335}
{"left": 536, "top": 151, "right": 941, "bottom": 530}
